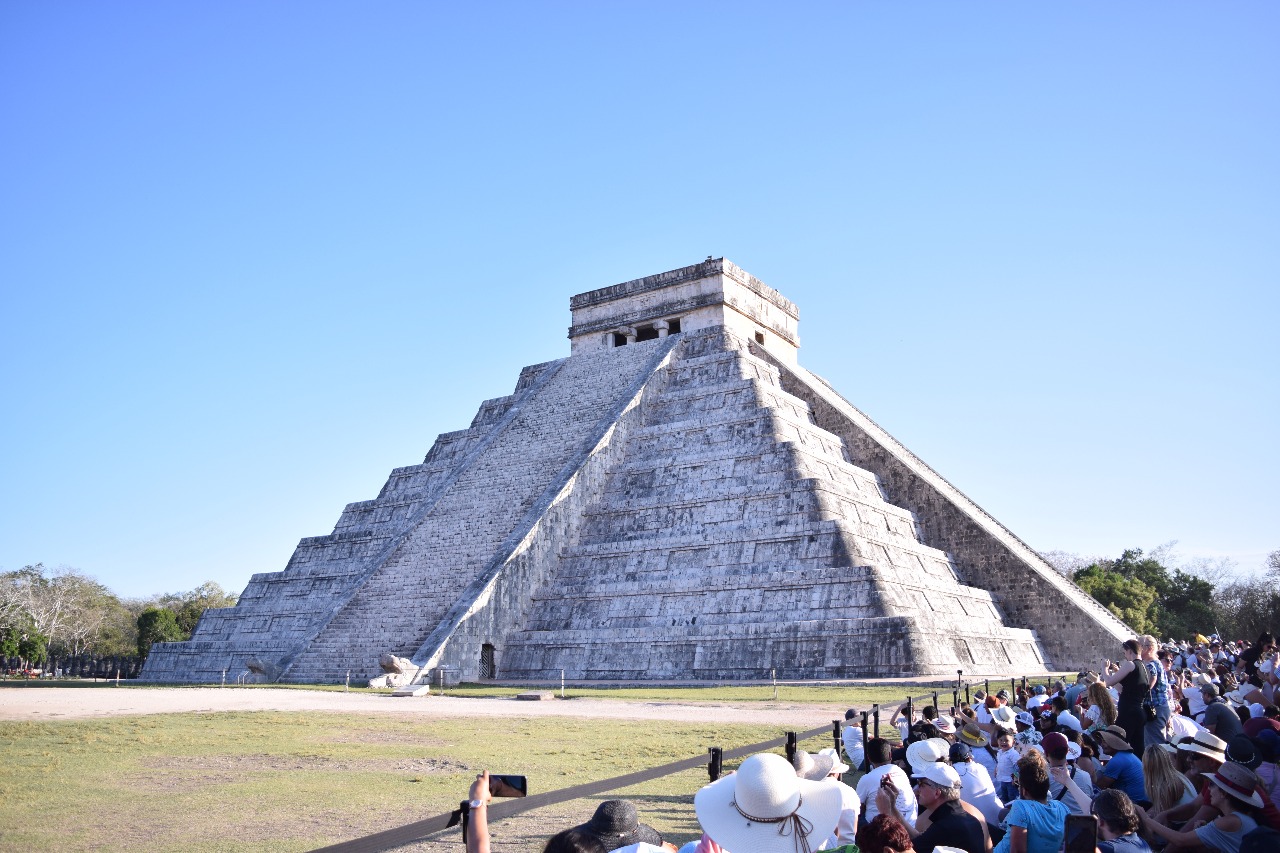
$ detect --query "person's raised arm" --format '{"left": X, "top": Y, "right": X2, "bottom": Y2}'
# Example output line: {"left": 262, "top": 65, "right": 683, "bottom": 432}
{"left": 1102, "top": 660, "right": 1133, "bottom": 688}
{"left": 466, "top": 771, "right": 492, "bottom": 853}
{"left": 1048, "top": 766, "right": 1093, "bottom": 815}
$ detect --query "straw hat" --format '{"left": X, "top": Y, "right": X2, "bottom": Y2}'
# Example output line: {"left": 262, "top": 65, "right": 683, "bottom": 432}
{"left": 573, "top": 800, "right": 664, "bottom": 851}
{"left": 958, "top": 723, "right": 989, "bottom": 747}
{"left": 791, "top": 750, "right": 837, "bottom": 781}
{"left": 991, "top": 706, "right": 1017, "bottom": 728}
{"left": 1178, "top": 730, "right": 1228, "bottom": 761}
{"left": 1096, "top": 725, "right": 1132, "bottom": 753}
{"left": 1205, "top": 762, "right": 1264, "bottom": 808}
{"left": 694, "top": 753, "right": 841, "bottom": 853}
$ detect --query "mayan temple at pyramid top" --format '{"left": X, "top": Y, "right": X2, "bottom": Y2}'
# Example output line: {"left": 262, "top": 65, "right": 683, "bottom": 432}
{"left": 141, "top": 258, "right": 1134, "bottom": 685}
{"left": 568, "top": 258, "right": 800, "bottom": 364}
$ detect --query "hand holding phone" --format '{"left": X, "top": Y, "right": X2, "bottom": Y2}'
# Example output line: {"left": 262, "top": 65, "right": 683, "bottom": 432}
{"left": 488, "top": 774, "right": 528, "bottom": 798}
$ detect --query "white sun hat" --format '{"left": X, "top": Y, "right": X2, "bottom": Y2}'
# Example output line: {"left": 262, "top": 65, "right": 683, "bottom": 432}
{"left": 694, "top": 753, "right": 842, "bottom": 853}
{"left": 906, "top": 738, "right": 951, "bottom": 774}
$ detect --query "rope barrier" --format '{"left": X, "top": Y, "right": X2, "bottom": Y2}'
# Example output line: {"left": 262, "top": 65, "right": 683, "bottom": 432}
{"left": 310, "top": 675, "right": 1055, "bottom": 853}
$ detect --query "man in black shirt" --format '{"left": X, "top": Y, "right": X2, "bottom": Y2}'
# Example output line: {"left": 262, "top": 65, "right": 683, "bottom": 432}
{"left": 876, "top": 762, "right": 989, "bottom": 853}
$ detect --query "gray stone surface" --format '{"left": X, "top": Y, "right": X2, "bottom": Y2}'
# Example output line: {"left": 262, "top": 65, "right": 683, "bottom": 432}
{"left": 140, "top": 258, "right": 1131, "bottom": 685}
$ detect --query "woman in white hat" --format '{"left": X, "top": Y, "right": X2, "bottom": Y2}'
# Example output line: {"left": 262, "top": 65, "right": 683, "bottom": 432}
{"left": 1139, "top": 762, "right": 1262, "bottom": 853}
{"left": 693, "top": 752, "right": 843, "bottom": 853}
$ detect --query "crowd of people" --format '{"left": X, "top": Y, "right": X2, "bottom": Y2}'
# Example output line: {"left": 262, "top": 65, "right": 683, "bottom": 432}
{"left": 463, "top": 632, "right": 1279, "bottom": 853}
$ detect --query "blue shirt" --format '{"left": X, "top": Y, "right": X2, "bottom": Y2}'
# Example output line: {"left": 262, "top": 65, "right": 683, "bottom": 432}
{"left": 994, "top": 798, "right": 1069, "bottom": 853}
{"left": 1100, "top": 750, "right": 1146, "bottom": 803}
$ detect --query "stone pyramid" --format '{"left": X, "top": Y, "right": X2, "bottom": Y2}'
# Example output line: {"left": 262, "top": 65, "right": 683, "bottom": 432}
{"left": 141, "top": 259, "right": 1132, "bottom": 684}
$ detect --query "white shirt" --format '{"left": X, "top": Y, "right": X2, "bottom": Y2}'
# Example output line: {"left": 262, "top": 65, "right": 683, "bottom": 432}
{"left": 842, "top": 725, "right": 865, "bottom": 771}
{"left": 995, "top": 747, "right": 1019, "bottom": 783}
{"left": 1026, "top": 694, "right": 1048, "bottom": 712}
{"left": 856, "top": 763, "right": 918, "bottom": 826}
{"left": 1168, "top": 711, "right": 1205, "bottom": 742}
{"left": 972, "top": 743, "right": 999, "bottom": 776}
{"left": 955, "top": 760, "right": 1003, "bottom": 825}
{"left": 822, "top": 778, "right": 862, "bottom": 847}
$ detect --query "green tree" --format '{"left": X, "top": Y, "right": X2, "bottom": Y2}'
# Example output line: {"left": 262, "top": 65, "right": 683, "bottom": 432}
{"left": 18, "top": 629, "right": 48, "bottom": 666}
{"left": 136, "top": 608, "right": 184, "bottom": 660}
{"left": 1073, "top": 564, "right": 1160, "bottom": 634}
{"left": 157, "top": 581, "right": 238, "bottom": 636}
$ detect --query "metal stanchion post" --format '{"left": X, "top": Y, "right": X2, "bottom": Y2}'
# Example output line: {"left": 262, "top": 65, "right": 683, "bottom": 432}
{"left": 832, "top": 720, "right": 842, "bottom": 754}
{"left": 708, "top": 747, "right": 723, "bottom": 782}
{"left": 860, "top": 711, "right": 870, "bottom": 772}
{"left": 785, "top": 731, "right": 797, "bottom": 764}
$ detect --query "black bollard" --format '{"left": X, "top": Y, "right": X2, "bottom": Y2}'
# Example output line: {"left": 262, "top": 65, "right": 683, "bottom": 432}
{"left": 860, "top": 711, "right": 871, "bottom": 773}
{"left": 832, "top": 721, "right": 842, "bottom": 755}
{"left": 708, "top": 747, "right": 723, "bottom": 782}
{"left": 786, "top": 731, "right": 797, "bottom": 764}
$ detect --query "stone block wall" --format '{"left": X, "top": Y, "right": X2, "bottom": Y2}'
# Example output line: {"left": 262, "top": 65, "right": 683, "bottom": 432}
{"left": 768, "top": 355, "right": 1132, "bottom": 672}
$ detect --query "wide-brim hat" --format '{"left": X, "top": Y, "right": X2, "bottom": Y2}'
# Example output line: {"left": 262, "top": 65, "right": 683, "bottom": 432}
{"left": 574, "top": 800, "right": 664, "bottom": 851}
{"left": 1179, "top": 730, "right": 1228, "bottom": 760}
{"left": 694, "top": 753, "right": 842, "bottom": 853}
{"left": 906, "top": 738, "right": 950, "bottom": 774}
{"left": 991, "top": 706, "right": 1017, "bottom": 727}
{"left": 1097, "top": 725, "right": 1132, "bottom": 753}
{"left": 816, "top": 748, "right": 849, "bottom": 776}
{"left": 934, "top": 715, "right": 957, "bottom": 735}
{"left": 792, "top": 749, "right": 837, "bottom": 781}
{"left": 1057, "top": 711, "right": 1084, "bottom": 733}
{"left": 1206, "top": 763, "right": 1264, "bottom": 808}
{"left": 1015, "top": 711, "right": 1035, "bottom": 728}
{"left": 958, "top": 723, "right": 989, "bottom": 747}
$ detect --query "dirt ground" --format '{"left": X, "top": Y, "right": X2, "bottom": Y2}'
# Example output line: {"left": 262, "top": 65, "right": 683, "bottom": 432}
{"left": 0, "top": 685, "right": 849, "bottom": 728}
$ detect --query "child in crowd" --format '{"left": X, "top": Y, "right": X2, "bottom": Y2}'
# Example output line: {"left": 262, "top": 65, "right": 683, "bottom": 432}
{"left": 995, "top": 729, "right": 1019, "bottom": 803}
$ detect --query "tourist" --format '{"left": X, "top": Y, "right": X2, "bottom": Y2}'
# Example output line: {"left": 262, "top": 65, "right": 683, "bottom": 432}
{"left": 1102, "top": 639, "right": 1150, "bottom": 757}
{"left": 1254, "top": 729, "right": 1280, "bottom": 804}
{"left": 1140, "top": 762, "right": 1262, "bottom": 853}
{"left": 1203, "top": 684, "right": 1246, "bottom": 742}
{"left": 843, "top": 708, "right": 866, "bottom": 770}
{"left": 1095, "top": 725, "right": 1148, "bottom": 806}
{"left": 1240, "top": 633, "right": 1276, "bottom": 680}
{"left": 856, "top": 814, "right": 915, "bottom": 853}
{"left": 857, "top": 738, "right": 919, "bottom": 828}
{"left": 1083, "top": 680, "right": 1117, "bottom": 735}
{"left": 874, "top": 762, "right": 988, "bottom": 853}
{"left": 1141, "top": 744, "right": 1197, "bottom": 815}
{"left": 950, "top": 742, "right": 1004, "bottom": 831}
{"left": 1090, "top": 789, "right": 1152, "bottom": 853}
{"left": 571, "top": 801, "right": 666, "bottom": 852}
{"left": 793, "top": 748, "right": 861, "bottom": 848}
{"left": 1042, "top": 732, "right": 1093, "bottom": 816}
{"left": 1151, "top": 731, "right": 1227, "bottom": 827}
{"left": 991, "top": 752, "right": 1067, "bottom": 853}
{"left": 693, "top": 752, "right": 841, "bottom": 853}
{"left": 1140, "top": 634, "right": 1172, "bottom": 748}
{"left": 992, "top": 729, "right": 1019, "bottom": 804}
{"left": 960, "top": 722, "right": 999, "bottom": 777}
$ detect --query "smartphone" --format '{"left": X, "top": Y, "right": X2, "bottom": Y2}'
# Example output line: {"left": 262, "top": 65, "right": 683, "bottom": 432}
{"left": 1063, "top": 814, "right": 1098, "bottom": 853}
{"left": 488, "top": 774, "right": 527, "bottom": 798}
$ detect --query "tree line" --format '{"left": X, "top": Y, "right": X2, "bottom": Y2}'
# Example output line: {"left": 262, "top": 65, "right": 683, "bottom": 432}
{"left": 1042, "top": 544, "right": 1280, "bottom": 642}
{"left": 0, "top": 563, "right": 237, "bottom": 669}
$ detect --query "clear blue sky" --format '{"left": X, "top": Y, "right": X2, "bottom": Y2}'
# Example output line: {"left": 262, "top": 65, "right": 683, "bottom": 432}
{"left": 2, "top": 3, "right": 1276, "bottom": 599}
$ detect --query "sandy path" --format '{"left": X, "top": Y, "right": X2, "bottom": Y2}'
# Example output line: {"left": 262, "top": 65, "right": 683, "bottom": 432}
{"left": 0, "top": 686, "right": 850, "bottom": 727}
